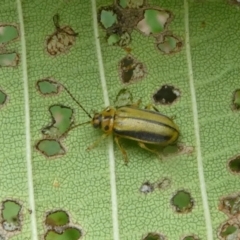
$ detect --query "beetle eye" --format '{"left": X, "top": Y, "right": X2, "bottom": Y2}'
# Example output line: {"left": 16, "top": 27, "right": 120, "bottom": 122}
{"left": 92, "top": 114, "right": 102, "bottom": 128}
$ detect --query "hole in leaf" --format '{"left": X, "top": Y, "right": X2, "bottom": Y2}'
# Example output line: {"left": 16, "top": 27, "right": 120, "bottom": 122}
{"left": 119, "top": 55, "right": 146, "bottom": 84}
{"left": 100, "top": 9, "right": 117, "bottom": 29}
{"left": 36, "top": 79, "right": 61, "bottom": 95}
{"left": 228, "top": 155, "right": 240, "bottom": 173}
{"left": 142, "top": 232, "right": 165, "bottom": 240}
{"left": 0, "top": 25, "right": 18, "bottom": 45}
{"left": 137, "top": 9, "right": 172, "bottom": 36}
{"left": 139, "top": 181, "right": 154, "bottom": 194}
{"left": 1, "top": 200, "right": 21, "bottom": 232}
{"left": 41, "top": 105, "right": 74, "bottom": 139}
{"left": 171, "top": 190, "right": 194, "bottom": 213}
{"left": 98, "top": 5, "right": 143, "bottom": 47}
{"left": 156, "top": 34, "right": 183, "bottom": 54}
{"left": 45, "top": 210, "right": 70, "bottom": 227}
{"left": 0, "top": 53, "right": 19, "bottom": 67}
{"left": 36, "top": 139, "right": 65, "bottom": 157}
{"left": 219, "top": 193, "right": 240, "bottom": 216}
{"left": 44, "top": 227, "right": 82, "bottom": 240}
{"left": 219, "top": 222, "right": 239, "bottom": 239}
{"left": 153, "top": 85, "right": 180, "bottom": 105}
{"left": 46, "top": 14, "right": 78, "bottom": 56}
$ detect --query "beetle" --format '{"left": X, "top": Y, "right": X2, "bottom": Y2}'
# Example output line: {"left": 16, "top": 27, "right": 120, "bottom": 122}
{"left": 62, "top": 85, "right": 179, "bottom": 164}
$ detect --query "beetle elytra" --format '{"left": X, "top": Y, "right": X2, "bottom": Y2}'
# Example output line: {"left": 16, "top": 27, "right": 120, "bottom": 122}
{"left": 61, "top": 85, "right": 179, "bottom": 164}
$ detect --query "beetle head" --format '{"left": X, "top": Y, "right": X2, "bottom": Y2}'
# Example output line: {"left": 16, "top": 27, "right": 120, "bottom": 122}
{"left": 91, "top": 107, "right": 115, "bottom": 133}
{"left": 92, "top": 113, "right": 102, "bottom": 128}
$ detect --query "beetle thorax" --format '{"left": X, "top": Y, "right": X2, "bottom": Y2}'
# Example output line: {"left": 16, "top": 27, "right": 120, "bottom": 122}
{"left": 91, "top": 107, "right": 115, "bottom": 133}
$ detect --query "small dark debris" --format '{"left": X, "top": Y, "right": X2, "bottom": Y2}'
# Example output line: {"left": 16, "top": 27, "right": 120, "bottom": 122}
{"left": 119, "top": 55, "right": 146, "bottom": 84}
{"left": 140, "top": 181, "right": 154, "bottom": 194}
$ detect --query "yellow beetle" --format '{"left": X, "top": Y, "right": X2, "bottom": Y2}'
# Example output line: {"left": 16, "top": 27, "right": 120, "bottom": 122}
{"left": 62, "top": 85, "right": 179, "bottom": 164}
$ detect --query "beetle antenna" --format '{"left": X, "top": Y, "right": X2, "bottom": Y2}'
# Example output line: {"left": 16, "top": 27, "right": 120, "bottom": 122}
{"left": 59, "top": 120, "right": 91, "bottom": 139}
{"left": 61, "top": 84, "right": 92, "bottom": 119}
{"left": 68, "top": 121, "right": 91, "bottom": 131}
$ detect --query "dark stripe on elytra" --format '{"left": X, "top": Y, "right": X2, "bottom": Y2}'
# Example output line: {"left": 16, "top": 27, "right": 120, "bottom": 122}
{"left": 114, "top": 129, "right": 171, "bottom": 143}
{"left": 117, "top": 115, "right": 178, "bottom": 132}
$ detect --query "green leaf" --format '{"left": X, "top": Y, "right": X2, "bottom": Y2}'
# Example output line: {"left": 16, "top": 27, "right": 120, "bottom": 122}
{"left": 0, "top": 0, "right": 240, "bottom": 239}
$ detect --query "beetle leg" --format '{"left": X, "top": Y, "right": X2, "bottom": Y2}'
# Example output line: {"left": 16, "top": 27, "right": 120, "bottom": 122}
{"left": 145, "top": 104, "right": 177, "bottom": 119}
{"left": 129, "top": 99, "right": 142, "bottom": 108}
{"left": 114, "top": 136, "right": 129, "bottom": 165}
{"left": 138, "top": 142, "right": 161, "bottom": 159}
{"left": 87, "top": 134, "right": 109, "bottom": 151}
{"left": 144, "top": 104, "right": 159, "bottom": 112}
